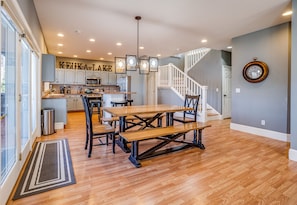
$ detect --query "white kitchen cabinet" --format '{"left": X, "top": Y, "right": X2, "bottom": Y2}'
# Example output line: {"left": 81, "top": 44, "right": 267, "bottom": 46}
{"left": 85, "top": 70, "right": 94, "bottom": 78}
{"left": 66, "top": 95, "right": 84, "bottom": 111}
{"left": 76, "top": 70, "right": 86, "bottom": 84}
{"left": 100, "top": 72, "right": 108, "bottom": 85}
{"left": 64, "top": 69, "right": 85, "bottom": 84}
{"left": 76, "top": 96, "right": 84, "bottom": 110}
{"left": 54, "top": 69, "right": 65, "bottom": 84}
{"left": 64, "top": 70, "right": 76, "bottom": 84}
{"left": 108, "top": 73, "right": 117, "bottom": 85}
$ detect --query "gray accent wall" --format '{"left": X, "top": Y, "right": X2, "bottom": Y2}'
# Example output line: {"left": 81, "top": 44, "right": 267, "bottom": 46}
{"left": 232, "top": 22, "right": 290, "bottom": 133}
{"left": 158, "top": 87, "right": 183, "bottom": 106}
{"left": 188, "top": 50, "right": 231, "bottom": 114}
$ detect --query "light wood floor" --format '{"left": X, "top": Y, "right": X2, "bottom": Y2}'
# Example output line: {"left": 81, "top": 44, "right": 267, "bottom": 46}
{"left": 7, "top": 112, "right": 297, "bottom": 205}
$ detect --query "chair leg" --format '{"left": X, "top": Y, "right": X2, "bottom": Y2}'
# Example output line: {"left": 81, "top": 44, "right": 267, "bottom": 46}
{"left": 88, "top": 134, "right": 93, "bottom": 158}
{"left": 106, "top": 134, "right": 109, "bottom": 145}
{"left": 112, "top": 133, "right": 115, "bottom": 154}
{"left": 85, "top": 125, "right": 89, "bottom": 150}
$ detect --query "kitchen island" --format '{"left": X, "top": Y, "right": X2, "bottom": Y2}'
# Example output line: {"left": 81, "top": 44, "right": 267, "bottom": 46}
{"left": 100, "top": 91, "right": 136, "bottom": 118}
{"left": 41, "top": 94, "right": 67, "bottom": 128}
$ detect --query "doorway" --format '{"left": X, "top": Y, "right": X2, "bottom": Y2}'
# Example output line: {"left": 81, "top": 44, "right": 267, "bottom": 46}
{"left": 222, "top": 65, "right": 231, "bottom": 119}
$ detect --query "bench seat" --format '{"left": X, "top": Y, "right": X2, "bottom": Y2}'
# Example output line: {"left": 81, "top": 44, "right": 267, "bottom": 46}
{"left": 119, "top": 122, "right": 211, "bottom": 167}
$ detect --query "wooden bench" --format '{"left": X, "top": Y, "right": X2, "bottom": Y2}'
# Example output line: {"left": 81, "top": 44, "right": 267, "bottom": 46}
{"left": 119, "top": 122, "right": 211, "bottom": 167}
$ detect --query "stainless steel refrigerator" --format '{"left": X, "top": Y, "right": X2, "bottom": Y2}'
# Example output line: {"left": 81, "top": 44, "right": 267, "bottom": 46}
{"left": 117, "top": 76, "right": 131, "bottom": 99}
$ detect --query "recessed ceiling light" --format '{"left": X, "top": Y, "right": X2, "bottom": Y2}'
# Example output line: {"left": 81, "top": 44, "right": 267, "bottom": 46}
{"left": 57, "top": 51, "right": 63, "bottom": 54}
{"left": 116, "top": 42, "right": 122, "bottom": 46}
{"left": 75, "top": 29, "right": 81, "bottom": 34}
{"left": 57, "top": 43, "right": 63, "bottom": 47}
{"left": 86, "top": 50, "right": 91, "bottom": 53}
{"left": 201, "top": 39, "right": 207, "bottom": 43}
{"left": 57, "top": 33, "right": 64, "bottom": 37}
{"left": 157, "top": 54, "right": 161, "bottom": 57}
{"left": 99, "top": 58, "right": 104, "bottom": 60}
{"left": 73, "top": 55, "right": 78, "bottom": 58}
{"left": 89, "top": 38, "right": 95, "bottom": 42}
{"left": 227, "top": 46, "right": 232, "bottom": 49}
{"left": 107, "top": 52, "right": 112, "bottom": 55}
{"left": 139, "top": 46, "right": 144, "bottom": 50}
{"left": 282, "top": 11, "right": 293, "bottom": 16}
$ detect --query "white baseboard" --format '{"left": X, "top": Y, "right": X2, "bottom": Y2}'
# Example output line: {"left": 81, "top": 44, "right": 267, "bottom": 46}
{"left": 230, "top": 123, "right": 290, "bottom": 142}
{"left": 289, "top": 149, "right": 297, "bottom": 162}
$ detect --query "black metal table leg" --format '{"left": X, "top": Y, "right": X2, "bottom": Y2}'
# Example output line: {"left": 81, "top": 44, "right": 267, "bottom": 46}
{"left": 116, "top": 116, "right": 131, "bottom": 153}
{"left": 166, "top": 112, "right": 174, "bottom": 126}
{"left": 129, "top": 141, "right": 141, "bottom": 168}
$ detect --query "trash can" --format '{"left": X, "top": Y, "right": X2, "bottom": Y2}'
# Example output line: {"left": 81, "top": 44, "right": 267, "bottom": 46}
{"left": 41, "top": 108, "right": 55, "bottom": 135}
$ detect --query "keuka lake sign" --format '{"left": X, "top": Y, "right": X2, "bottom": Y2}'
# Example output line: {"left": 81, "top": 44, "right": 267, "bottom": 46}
{"left": 56, "top": 57, "right": 113, "bottom": 72}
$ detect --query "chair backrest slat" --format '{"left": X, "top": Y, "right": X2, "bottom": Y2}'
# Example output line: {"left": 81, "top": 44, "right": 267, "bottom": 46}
{"left": 82, "top": 95, "right": 93, "bottom": 133}
{"left": 183, "top": 94, "right": 200, "bottom": 121}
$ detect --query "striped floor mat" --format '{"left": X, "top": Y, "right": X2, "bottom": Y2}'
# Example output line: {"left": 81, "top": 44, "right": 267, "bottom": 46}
{"left": 13, "top": 138, "right": 76, "bottom": 200}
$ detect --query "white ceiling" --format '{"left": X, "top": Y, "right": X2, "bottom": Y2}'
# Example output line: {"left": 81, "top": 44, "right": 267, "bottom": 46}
{"left": 33, "top": 0, "right": 292, "bottom": 62}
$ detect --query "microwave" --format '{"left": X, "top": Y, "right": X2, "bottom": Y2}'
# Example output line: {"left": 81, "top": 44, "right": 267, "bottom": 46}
{"left": 86, "top": 78, "right": 101, "bottom": 86}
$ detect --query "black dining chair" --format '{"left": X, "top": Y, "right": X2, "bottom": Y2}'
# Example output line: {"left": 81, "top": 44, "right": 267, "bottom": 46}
{"left": 81, "top": 95, "right": 115, "bottom": 157}
{"left": 173, "top": 94, "right": 200, "bottom": 138}
{"left": 88, "top": 97, "right": 102, "bottom": 122}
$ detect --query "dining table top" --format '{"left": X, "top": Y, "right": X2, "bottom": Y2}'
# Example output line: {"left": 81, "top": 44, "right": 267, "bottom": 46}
{"left": 102, "top": 104, "right": 192, "bottom": 117}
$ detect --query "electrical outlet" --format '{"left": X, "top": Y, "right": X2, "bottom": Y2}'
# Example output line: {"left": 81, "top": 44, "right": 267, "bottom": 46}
{"left": 261, "top": 120, "right": 265, "bottom": 126}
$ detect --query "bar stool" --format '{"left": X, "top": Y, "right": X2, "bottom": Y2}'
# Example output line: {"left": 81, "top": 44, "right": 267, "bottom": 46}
{"left": 110, "top": 100, "right": 128, "bottom": 107}
{"left": 126, "top": 99, "right": 133, "bottom": 106}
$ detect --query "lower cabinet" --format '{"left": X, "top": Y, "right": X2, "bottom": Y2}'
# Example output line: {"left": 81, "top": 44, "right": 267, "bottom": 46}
{"left": 66, "top": 95, "right": 84, "bottom": 111}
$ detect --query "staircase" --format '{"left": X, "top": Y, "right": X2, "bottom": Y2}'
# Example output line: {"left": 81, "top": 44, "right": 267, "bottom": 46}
{"left": 157, "top": 48, "right": 221, "bottom": 122}
{"left": 157, "top": 63, "right": 208, "bottom": 122}
{"left": 184, "top": 47, "right": 211, "bottom": 74}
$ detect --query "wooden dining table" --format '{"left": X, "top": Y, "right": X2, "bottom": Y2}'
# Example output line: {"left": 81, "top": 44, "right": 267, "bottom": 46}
{"left": 102, "top": 104, "right": 193, "bottom": 152}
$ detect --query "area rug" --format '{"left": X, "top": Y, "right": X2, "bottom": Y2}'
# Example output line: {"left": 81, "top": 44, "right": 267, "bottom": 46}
{"left": 13, "top": 138, "right": 76, "bottom": 200}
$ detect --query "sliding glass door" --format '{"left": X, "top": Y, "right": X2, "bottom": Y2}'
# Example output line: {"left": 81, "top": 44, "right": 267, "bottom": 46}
{"left": 0, "top": 11, "right": 16, "bottom": 184}
{"left": 20, "top": 40, "right": 30, "bottom": 150}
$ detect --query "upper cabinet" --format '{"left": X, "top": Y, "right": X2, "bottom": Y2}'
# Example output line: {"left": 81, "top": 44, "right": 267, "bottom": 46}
{"left": 55, "top": 69, "right": 65, "bottom": 84}
{"left": 64, "top": 69, "right": 86, "bottom": 84}
{"left": 42, "top": 54, "right": 56, "bottom": 82}
{"left": 108, "top": 73, "right": 117, "bottom": 85}
{"left": 54, "top": 56, "right": 116, "bottom": 85}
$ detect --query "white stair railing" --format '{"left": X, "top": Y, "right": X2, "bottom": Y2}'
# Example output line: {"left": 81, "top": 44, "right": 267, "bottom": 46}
{"left": 158, "top": 63, "right": 208, "bottom": 122}
{"left": 184, "top": 47, "right": 211, "bottom": 74}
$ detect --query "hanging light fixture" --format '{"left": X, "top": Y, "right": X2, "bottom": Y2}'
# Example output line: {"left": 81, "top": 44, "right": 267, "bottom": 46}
{"left": 115, "top": 16, "right": 159, "bottom": 74}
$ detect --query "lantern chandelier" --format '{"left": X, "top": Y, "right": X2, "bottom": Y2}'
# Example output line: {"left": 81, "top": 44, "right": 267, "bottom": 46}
{"left": 115, "top": 16, "right": 159, "bottom": 74}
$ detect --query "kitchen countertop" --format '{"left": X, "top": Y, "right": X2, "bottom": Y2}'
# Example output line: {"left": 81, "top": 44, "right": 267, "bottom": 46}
{"left": 42, "top": 93, "right": 66, "bottom": 99}
{"left": 42, "top": 91, "right": 135, "bottom": 99}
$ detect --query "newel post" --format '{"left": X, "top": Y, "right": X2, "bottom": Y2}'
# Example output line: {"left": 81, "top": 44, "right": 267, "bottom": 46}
{"left": 201, "top": 85, "right": 208, "bottom": 122}
{"left": 168, "top": 63, "right": 173, "bottom": 87}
